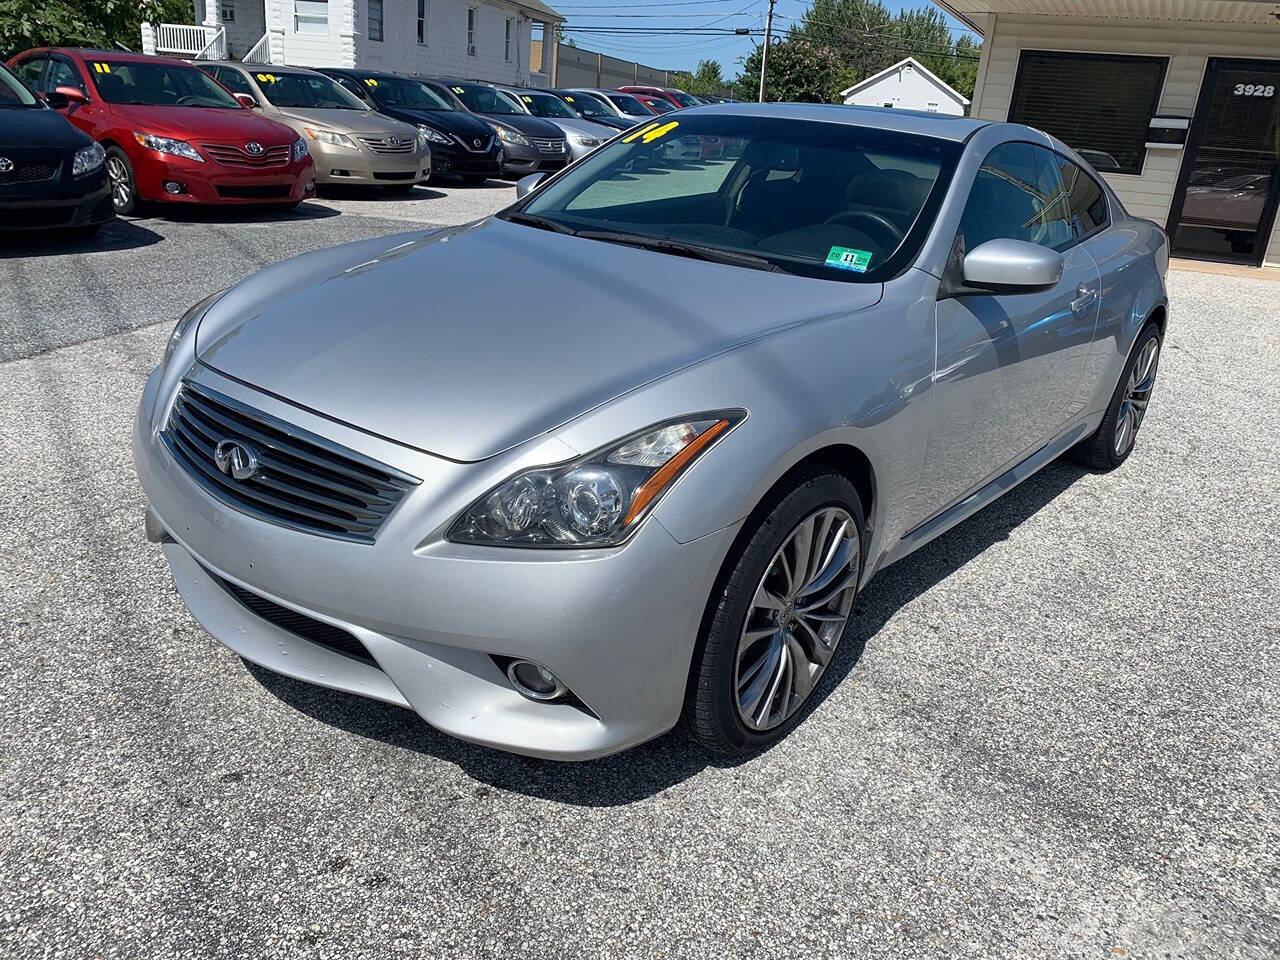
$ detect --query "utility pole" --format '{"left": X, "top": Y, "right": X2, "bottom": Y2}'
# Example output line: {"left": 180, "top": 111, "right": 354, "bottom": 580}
{"left": 757, "top": 0, "right": 777, "bottom": 103}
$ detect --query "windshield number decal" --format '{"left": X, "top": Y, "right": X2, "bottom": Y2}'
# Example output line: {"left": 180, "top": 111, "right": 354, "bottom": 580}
{"left": 522, "top": 95, "right": 533, "bottom": 103}
{"left": 622, "top": 120, "right": 678, "bottom": 144}
{"left": 825, "top": 246, "right": 873, "bottom": 273}
{"left": 363, "top": 77, "right": 378, "bottom": 87}
{"left": 256, "top": 73, "right": 277, "bottom": 84}
{"left": 91, "top": 62, "right": 112, "bottom": 74}
{"left": 564, "top": 96, "right": 574, "bottom": 102}
{"left": 452, "top": 86, "right": 466, "bottom": 94}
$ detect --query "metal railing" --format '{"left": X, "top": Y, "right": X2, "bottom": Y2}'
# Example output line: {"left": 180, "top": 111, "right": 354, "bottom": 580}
{"left": 242, "top": 34, "right": 273, "bottom": 64}
{"left": 195, "top": 27, "right": 227, "bottom": 60}
{"left": 154, "top": 23, "right": 209, "bottom": 57}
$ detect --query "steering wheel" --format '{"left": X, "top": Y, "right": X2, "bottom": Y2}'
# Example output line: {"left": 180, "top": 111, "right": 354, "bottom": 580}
{"left": 824, "top": 209, "right": 904, "bottom": 248}
{"left": 176, "top": 95, "right": 206, "bottom": 106}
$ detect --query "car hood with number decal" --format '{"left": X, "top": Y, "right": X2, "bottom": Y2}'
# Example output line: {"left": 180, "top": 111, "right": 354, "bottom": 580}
{"left": 193, "top": 218, "right": 883, "bottom": 461}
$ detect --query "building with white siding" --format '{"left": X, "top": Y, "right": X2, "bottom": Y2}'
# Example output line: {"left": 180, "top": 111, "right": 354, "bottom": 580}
{"left": 937, "top": 0, "right": 1280, "bottom": 269}
{"left": 839, "top": 57, "right": 970, "bottom": 116}
{"left": 143, "top": 0, "right": 562, "bottom": 88}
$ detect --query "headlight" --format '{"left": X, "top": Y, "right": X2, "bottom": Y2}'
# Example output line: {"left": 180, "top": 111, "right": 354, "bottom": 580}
{"left": 133, "top": 132, "right": 203, "bottom": 162}
{"left": 163, "top": 289, "right": 226, "bottom": 368}
{"left": 449, "top": 413, "right": 744, "bottom": 547}
{"left": 293, "top": 138, "right": 309, "bottom": 161}
{"left": 417, "top": 124, "right": 452, "bottom": 146}
{"left": 572, "top": 135, "right": 601, "bottom": 148}
{"left": 71, "top": 141, "right": 105, "bottom": 176}
{"left": 494, "top": 125, "right": 529, "bottom": 147}
{"left": 305, "top": 128, "right": 354, "bottom": 149}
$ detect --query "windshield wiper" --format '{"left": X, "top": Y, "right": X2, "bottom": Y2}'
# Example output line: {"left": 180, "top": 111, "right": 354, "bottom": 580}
{"left": 505, "top": 212, "right": 577, "bottom": 235}
{"left": 574, "top": 230, "right": 785, "bottom": 274}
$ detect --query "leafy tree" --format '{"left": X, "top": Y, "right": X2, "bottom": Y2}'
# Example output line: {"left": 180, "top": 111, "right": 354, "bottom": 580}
{"left": 0, "top": 0, "right": 191, "bottom": 59}
{"left": 733, "top": 39, "right": 843, "bottom": 104}
{"left": 670, "top": 59, "right": 727, "bottom": 97}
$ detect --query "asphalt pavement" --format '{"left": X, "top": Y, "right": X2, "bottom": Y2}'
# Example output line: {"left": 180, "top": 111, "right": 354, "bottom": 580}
{"left": 0, "top": 185, "right": 1277, "bottom": 959}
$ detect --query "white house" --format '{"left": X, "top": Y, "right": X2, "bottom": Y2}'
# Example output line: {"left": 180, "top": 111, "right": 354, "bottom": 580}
{"left": 936, "top": 0, "right": 1280, "bottom": 270}
{"left": 839, "top": 57, "right": 970, "bottom": 116}
{"left": 142, "top": 0, "right": 563, "bottom": 87}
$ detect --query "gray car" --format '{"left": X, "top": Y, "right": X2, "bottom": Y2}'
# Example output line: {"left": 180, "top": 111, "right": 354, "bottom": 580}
{"left": 134, "top": 105, "right": 1169, "bottom": 760}
{"left": 496, "top": 88, "right": 616, "bottom": 160}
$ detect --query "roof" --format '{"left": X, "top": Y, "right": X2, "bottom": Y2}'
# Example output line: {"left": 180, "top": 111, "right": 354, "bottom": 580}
{"left": 508, "top": 0, "right": 564, "bottom": 21}
{"left": 204, "top": 61, "right": 321, "bottom": 75}
{"left": 933, "top": 0, "right": 1280, "bottom": 33}
{"left": 685, "top": 102, "right": 989, "bottom": 142}
{"left": 44, "top": 48, "right": 188, "bottom": 65}
{"left": 839, "top": 57, "right": 970, "bottom": 106}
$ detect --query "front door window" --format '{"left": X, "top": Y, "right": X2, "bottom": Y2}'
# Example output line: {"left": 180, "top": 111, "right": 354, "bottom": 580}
{"left": 1169, "top": 58, "right": 1280, "bottom": 265}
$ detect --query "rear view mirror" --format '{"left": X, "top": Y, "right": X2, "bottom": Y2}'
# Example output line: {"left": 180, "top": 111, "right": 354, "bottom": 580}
{"left": 234, "top": 93, "right": 258, "bottom": 109}
{"left": 963, "top": 238, "right": 1064, "bottom": 289}
{"left": 515, "top": 172, "right": 546, "bottom": 199}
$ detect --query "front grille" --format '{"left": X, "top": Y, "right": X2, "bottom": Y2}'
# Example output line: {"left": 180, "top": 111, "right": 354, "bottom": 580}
{"left": 530, "top": 137, "right": 566, "bottom": 155}
{"left": 357, "top": 135, "right": 414, "bottom": 155}
{"left": 162, "top": 382, "right": 420, "bottom": 543}
{"left": 215, "top": 184, "right": 291, "bottom": 199}
{"left": 0, "top": 160, "right": 59, "bottom": 184}
{"left": 454, "top": 134, "right": 494, "bottom": 153}
{"left": 209, "top": 570, "right": 377, "bottom": 666}
{"left": 371, "top": 171, "right": 415, "bottom": 181}
{"left": 201, "top": 143, "right": 291, "bottom": 167}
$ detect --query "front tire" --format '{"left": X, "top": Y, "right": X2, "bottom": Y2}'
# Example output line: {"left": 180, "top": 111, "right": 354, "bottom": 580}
{"left": 1071, "top": 321, "right": 1162, "bottom": 471}
{"left": 104, "top": 147, "right": 137, "bottom": 216}
{"left": 685, "top": 468, "right": 865, "bottom": 756}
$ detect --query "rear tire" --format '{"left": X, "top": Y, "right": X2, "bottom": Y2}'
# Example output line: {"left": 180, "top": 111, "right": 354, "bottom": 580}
{"left": 104, "top": 147, "right": 137, "bottom": 216}
{"left": 1070, "top": 320, "right": 1162, "bottom": 471}
{"left": 685, "top": 467, "right": 866, "bottom": 756}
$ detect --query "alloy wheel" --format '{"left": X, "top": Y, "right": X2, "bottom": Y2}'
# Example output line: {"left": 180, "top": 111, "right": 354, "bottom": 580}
{"left": 1114, "top": 335, "right": 1160, "bottom": 456}
{"left": 735, "top": 506, "right": 860, "bottom": 731}
{"left": 106, "top": 156, "right": 131, "bottom": 211}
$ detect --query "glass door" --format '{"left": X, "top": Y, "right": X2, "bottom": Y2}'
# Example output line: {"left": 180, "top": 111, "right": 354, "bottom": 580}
{"left": 1168, "top": 58, "right": 1280, "bottom": 265}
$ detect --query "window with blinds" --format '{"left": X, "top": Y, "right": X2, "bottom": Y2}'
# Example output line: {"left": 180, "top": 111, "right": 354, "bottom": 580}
{"left": 1009, "top": 51, "right": 1167, "bottom": 175}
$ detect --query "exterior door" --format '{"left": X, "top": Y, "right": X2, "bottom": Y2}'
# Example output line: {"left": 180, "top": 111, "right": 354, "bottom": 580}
{"left": 918, "top": 141, "right": 1101, "bottom": 520}
{"left": 1167, "top": 58, "right": 1280, "bottom": 266}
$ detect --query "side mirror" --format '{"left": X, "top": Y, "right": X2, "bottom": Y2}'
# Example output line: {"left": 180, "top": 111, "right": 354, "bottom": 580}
{"left": 47, "top": 85, "right": 86, "bottom": 109}
{"left": 515, "top": 172, "right": 546, "bottom": 199}
{"left": 962, "top": 238, "right": 1064, "bottom": 290}
{"left": 234, "top": 93, "right": 258, "bottom": 109}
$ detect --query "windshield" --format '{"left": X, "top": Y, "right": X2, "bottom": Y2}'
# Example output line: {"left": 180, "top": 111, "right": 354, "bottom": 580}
{"left": 562, "top": 92, "right": 612, "bottom": 119}
{"left": 607, "top": 93, "right": 651, "bottom": 116}
{"left": 0, "top": 63, "right": 39, "bottom": 108}
{"left": 256, "top": 71, "right": 366, "bottom": 109}
{"left": 91, "top": 60, "right": 239, "bottom": 108}
{"left": 668, "top": 91, "right": 700, "bottom": 108}
{"left": 517, "top": 91, "right": 576, "bottom": 119}
{"left": 367, "top": 76, "right": 454, "bottom": 111}
{"left": 450, "top": 83, "right": 519, "bottom": 115}
{"left": 512, "top": 114, "right": 958, "bottom": 283}
{"left": 641, "top": 97, "right": 675, "bottom": 115}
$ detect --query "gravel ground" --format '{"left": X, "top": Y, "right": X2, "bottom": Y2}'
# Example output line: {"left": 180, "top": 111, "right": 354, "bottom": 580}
{"left": 0, "top": 186, "right": 1277, "bottom": 959}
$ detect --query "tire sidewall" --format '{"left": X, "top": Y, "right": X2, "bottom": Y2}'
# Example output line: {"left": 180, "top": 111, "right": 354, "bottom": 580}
{"left": 1100, "top": 322, "right": 1163, "bottom": 469}
{"left": 104, "top": 147, "right": 136, "bottom": 216}
{"left": 697, "top": 471, "right": 867, "bottom": 754}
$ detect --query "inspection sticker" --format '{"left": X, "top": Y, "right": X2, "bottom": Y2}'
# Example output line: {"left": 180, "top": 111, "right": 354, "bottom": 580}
{"left": 825, "top": 246, "right": 873, "bottom": 273}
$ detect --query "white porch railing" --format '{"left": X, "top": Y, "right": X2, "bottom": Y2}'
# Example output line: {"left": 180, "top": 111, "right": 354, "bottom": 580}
{"left": 242, "top": 34, "right": 273, "bottom": 64}
{"left": 148, "top": 23, "right": 225, "bottom": 60}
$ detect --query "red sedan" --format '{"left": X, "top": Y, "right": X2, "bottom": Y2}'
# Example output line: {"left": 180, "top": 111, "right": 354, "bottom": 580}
{"left": 616, "top": 85, "right": 701, "bottom": 110}
{"left": 7, "top": 49, "right": 315, "bottom": 215}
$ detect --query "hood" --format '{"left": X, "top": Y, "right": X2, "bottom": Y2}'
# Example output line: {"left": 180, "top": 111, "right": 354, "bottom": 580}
{"left": 547, "top": 117, "right": 616, "bottom": 141}
{"left": 483, "top": 112, "right": 564, "bottom": 139}
{"left": 269, "top": 106, "right": 416, "bottom": 138}
{"left": 377, "top": 105, "right": 493, "bottom": 138}
{"left": 105, "top": 103, "right": 297, "bottom": 145}
{"left": 195, "top": 219, "right": 882, "bottom": 462}
{"left": 0, "top": 106, "right": 90, "bottom": 150}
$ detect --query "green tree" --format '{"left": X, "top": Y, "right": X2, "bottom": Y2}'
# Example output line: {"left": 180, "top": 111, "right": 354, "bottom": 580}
{"left": 0, "top": 0, "right": 191, "bottom": 59}
{"left": 733, "top": 39, "right": 843, "bottom": 104}
{"left": 670, "top": 59, "right": 727, "bottom": 97}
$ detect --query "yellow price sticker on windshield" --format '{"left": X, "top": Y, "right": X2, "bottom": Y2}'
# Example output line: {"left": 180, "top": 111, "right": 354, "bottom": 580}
{"left": 564, "top": 95, "right": 574, "bottom": 102}
{"left": 623, "top": 120, "right": 678, "bottom": 143}
{"left": 92, "top": 62, "right": 112, "bottom": 74}
{"left": 522, "top": 95, "right": 533, "bottom": 103}
{"left": 256, "top": 73, "right": 277, "bottom": 84}
{"left": 452, "top": 86, "right": 466, "bottom": 94}
{"left": 364, "top": 77, "right": 378, "bottom": 87}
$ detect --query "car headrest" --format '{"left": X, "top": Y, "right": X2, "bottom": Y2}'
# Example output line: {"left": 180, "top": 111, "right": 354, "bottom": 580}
{"left": 96, "top": 74, "right": 125, "bottom": 98}
{"left": 741, "top": 139, "right": 799, "bottom": 171}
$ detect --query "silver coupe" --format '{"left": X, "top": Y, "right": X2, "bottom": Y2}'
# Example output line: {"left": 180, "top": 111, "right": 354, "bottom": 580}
{"left": 134, "top": 104, "right": 1169, "bottom": 759}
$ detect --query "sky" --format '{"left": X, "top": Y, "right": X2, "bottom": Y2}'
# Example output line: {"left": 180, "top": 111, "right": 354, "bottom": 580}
{"left": 556, "top": 0, "right": 979, "bottom": 82}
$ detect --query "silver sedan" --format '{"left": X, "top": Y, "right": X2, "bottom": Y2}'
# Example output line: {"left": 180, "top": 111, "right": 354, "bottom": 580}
{"left": 134, "top": 104, "right": 1169, "bottom": 759}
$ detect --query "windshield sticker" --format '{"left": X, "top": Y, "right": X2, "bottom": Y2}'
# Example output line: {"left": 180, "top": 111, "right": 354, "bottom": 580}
{"left": 622, "top": 121, "right": 659, "bottom": 143}
{"left": 256, "top": 73, "right": 277, "bottom": 84}
{"left": 640, "top": 121, "right": 679, "bottom": 143}
{"left": 522, "top": 95, "right": 533, "bottom": 103}
{"left": 564, "top": 95, "right": 574, "bottom": 102}
{"left": 452, "top": 86, "right": 466, "bottom": 94}
{"left": 363, "top": 77, "right": 378, "bottom": 87}
{"left": 91, "top": 62, "right": 112, "bottom": 74}
{"left": 825, "top": 246, "right": 873, "bottom": 273}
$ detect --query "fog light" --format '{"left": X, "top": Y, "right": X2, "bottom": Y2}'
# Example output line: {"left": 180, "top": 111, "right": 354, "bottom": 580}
{"left": 305, "top": 179, "right": 315, "bottom": 192}
{"left": 163, "top": 181, "right": 184, "bottom": 194}
{"left": 507, "top": 659, "right": 567, "bottom": 701}
{"left": 330, "top": 169, "right": 350, "bottom": 177}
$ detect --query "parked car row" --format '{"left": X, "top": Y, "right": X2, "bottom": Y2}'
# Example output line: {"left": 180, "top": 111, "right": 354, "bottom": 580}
{"left": 0, "top": 47, "right": 737, "bottom": 235}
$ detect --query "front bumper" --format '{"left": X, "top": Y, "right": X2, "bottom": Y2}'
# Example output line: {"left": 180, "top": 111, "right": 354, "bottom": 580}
{"left": 0, "top": 169, "right": 113, "bottom": 230}
{"left": 309, "top": 140, "right": 430, "bottom": 186}
{"left": 429, "top": 141, "right": 503, "bottom": 178}
{"left": 132, "top": 150, "right": 315, "bottom": 205}
{"left": 500, "top": 140, "right": 568, "bottom": 177}
{"left": 133, "top": 365, "right": 737, "bottom": 759}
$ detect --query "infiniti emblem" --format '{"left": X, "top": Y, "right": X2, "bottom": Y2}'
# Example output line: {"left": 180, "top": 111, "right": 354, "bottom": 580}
{"left": 244, "top": 141, "right": 264, "bottom": 156}
{"left": 214, "top": 440, "right": 260, "bottom": 481}
{"left": 0, "top": 157, "right": 12, "bottom": 173}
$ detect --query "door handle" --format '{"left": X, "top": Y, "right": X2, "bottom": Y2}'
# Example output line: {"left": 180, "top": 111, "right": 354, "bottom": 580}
{"left": 1071, "top": 285, "right": 1098, "bottom": 313}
